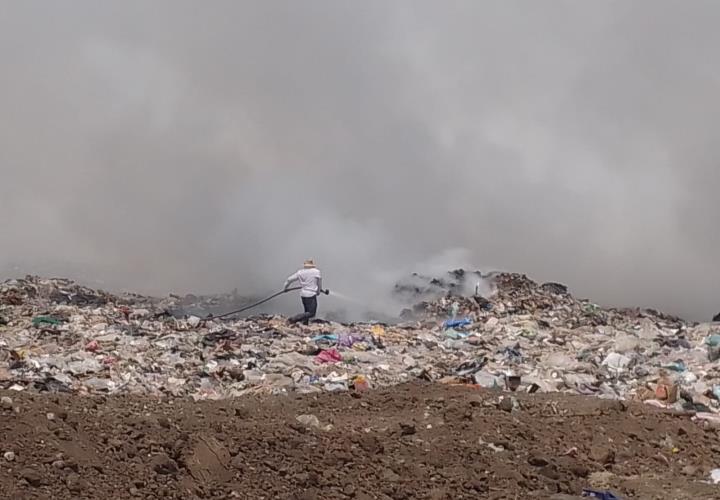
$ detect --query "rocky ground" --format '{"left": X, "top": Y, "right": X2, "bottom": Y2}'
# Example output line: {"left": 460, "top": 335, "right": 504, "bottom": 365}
{"left": 1, "top": 383, "right": 719, "bottom": 500}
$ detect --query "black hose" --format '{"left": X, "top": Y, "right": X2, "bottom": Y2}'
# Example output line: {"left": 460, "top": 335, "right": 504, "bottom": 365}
{"left": 207, "top": 287, "right": 301, "bottom": 320}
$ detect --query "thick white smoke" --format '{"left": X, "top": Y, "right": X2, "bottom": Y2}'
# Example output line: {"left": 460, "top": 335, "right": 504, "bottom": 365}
{"left": 1, "top": 1, "right": 719, "bottom": 320}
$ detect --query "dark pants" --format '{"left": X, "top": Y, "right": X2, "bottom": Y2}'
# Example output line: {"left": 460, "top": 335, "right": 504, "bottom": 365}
{"left": 289, "top": 296, "right": 317, "bottom": 325}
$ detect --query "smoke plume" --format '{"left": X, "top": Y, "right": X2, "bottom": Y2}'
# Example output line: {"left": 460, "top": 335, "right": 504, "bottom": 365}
{"left": 1, "top": 1, "right": 719, "bottom": 319}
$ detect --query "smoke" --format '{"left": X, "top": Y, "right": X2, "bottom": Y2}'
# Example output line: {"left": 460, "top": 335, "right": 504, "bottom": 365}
{"left": 1, "top": 1, "right": 719, "bottom": 320}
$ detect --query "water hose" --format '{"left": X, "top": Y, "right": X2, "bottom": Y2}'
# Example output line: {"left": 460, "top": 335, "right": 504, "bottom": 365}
{"left": 207, "top": 287, "right": 302, "bottom": 319}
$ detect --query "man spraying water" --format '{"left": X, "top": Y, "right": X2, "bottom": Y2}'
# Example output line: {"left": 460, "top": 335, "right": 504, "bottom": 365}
{"left": 284, "top": 259, "right": 328, "bottom": 325}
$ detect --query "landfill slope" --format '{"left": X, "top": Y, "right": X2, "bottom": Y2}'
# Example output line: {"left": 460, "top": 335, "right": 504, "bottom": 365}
{"left": 2, "top": 273, "right": 720, "bottom": 416}
{"left": 0, "top": 383, "right": 718, "bottom": 499}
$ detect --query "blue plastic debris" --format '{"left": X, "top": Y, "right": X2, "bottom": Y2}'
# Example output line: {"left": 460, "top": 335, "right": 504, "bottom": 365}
{"left": 705, "top": 335, "right": 720, "bottom": 347}
{"left": 442, "top": 318, "right": 472, "bottom": 329}
{"left": 712, "top": 385, "right": 720, "bottom": 401}
{"left": 663, "top": 360, "right": 686, "bottom": 372}
{"left": 582, "top": 489, "right": 621, "bottom": 500}
{"left": 311, "top": 334, "right": 338, "bottom": 343}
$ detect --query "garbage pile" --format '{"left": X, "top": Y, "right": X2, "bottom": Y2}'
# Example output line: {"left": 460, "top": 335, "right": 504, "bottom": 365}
{"left": 2, "top": 273, "right": 720, "bottom": 420}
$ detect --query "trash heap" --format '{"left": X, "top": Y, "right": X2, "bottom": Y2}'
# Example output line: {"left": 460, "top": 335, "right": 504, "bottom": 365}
{"left": 2, "top": 273, "right": 720, "bottom": 420}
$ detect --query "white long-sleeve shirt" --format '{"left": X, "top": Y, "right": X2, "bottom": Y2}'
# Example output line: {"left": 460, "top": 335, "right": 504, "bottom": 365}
{"left": 284, "top": 268, "right": 322, "bottom": 297}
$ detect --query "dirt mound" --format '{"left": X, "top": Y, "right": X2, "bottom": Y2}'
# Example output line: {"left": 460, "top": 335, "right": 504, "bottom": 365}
{"left": 1, "top": 384, "right": 718, "bottom": 499}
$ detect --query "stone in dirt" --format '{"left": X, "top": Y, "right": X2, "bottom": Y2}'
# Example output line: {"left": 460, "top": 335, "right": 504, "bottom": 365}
{"left": 66, "top": 473, "right": 88, "bottom": 493}
{"left": 589, "top": 446, "right": 616, "bottom": 464}
{"left": 296, "top": 414, "right": 321, "bottom": 429}
{"left": 399, "top": 422, "right": 416, "bottom": 436}
{"left": 19, "top": 468, "right": 45, "bottom": 487}
{"left": 183, "top": 436, "right": 232, "bottom": 483}
{"left": 527, "top": 453, "right": 550, "bottom": 467}
{"left": 498, "top": 396, "right": 515, "bottom": 412}
{"left": 588, "top": 471, "right": 616, "bottom": 490}
{"left": 150, "top": 453, "right": 178, "bottom": 475}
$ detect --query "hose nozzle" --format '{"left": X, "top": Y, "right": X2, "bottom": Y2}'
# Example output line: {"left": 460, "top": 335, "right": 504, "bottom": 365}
{"left": 322, "top": 289, "right": 330, "bottom": 295}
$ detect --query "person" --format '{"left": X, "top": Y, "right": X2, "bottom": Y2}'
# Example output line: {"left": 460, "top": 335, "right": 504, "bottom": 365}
{"left": 284, "top": 259, "right": 323, "bottom": 325}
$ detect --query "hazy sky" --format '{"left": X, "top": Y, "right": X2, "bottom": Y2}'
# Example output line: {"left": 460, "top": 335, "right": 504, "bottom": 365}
{"left": 1, "top": 1, "right": 718, "bottom": 319}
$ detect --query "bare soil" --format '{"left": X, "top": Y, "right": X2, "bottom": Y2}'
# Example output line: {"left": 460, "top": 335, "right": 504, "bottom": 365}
{"left": 0, "top": 383, "right": 718, "bottom": 499}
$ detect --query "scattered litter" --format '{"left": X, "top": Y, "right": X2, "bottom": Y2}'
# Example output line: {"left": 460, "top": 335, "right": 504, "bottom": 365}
{"left": 582, "top": 490, "right": 621, "bottom": 500}
{"left": 32, "top": 316, "right": 62, "bottom": 326}
{"left": 85, "top": 340, "right": 100, "bottom": 352}
{"left": 473, "top": 371, "right": 500, "bottom": 389}
{"left": 710, "top": 468, "right": 720, "bottom": 484}
{"left": 352, "top": 375, "right": 369, "bottom": 392}
{"left": 442, "top": 318, "right": 472, "bottom": 329}
{"left": 505, "top": 374, "right": 521, "bottom": 392}
{"left": 312, "top": 334, "right": 338, "bottom": 343}
{"left": 601, "top": 353, "right": 631, "bottom": 372}
{"left": 0, "top": 271, "right": 714, "bottom": 411}
{"left": 315, "top": 349, "right": 342, "bottom": 364}
{"left": 663, "top": 360, "right": 686, "bottom": 372}
{"left": 705, "top": 335, "right": 720, "bottom": 347}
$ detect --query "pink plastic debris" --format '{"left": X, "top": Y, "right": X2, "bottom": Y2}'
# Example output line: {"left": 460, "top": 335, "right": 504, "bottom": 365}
{"left": 315, "top": 348, "right": 342, "bottom": 364}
